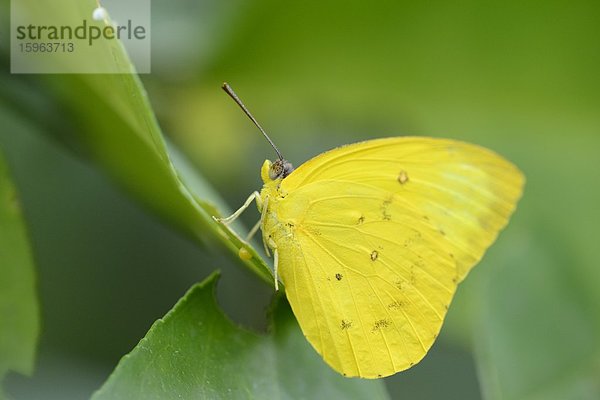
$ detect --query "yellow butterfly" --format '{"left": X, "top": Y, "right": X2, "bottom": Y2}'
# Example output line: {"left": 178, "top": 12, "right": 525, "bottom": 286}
{"left": 218, "top": 83, "right": 524, "bottom": 379}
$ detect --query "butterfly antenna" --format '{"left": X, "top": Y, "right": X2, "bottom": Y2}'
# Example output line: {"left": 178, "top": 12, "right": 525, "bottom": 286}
{"left": 222, "top": 82, "right": 284, "bottom": 161}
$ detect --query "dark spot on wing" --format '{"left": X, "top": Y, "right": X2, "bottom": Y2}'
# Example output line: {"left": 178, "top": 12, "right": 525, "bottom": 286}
{"left": 370, "top": 250, "right": 379, "bottom": 261}
{"left": 305, "top": 225, "right": 321, "bottom": 236}
{"left": 357, "top": 215, "right": 365, "bottom": 225}
{"left": 388, "top": 301, "right": 404, "bottom": 309}
{"left": 397, "top": 170, "right": 409, "bottom": 184}
{"left": 381, "top": 197, "right": 393, "bottom": 221}
{"left": 404, "top": 232, "right": 422, "bottom": 248}
{"left": 409, "top": 265, "right": 417, "bottom": 284}
{"left": 341, "top": 320, "right": 353, "bottom": 330}
{"left": 335, "top": 273, "right": 343, "bottom": 281}
{"left": 372, "top": 319, "right": 391, "bottom": 332}
{"left": 395, "top": 280, "right": 406, "bottom": 290}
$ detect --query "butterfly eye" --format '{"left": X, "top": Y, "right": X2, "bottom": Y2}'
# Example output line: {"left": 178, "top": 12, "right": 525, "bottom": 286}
{"left": 269, "top": 159, "right": 294, "bottom": 180}
{"left": 269, "top": 161, "right": 284, "bottom": 180}
{"left": 282, "top": 161, "right": 294, "bottom": 177}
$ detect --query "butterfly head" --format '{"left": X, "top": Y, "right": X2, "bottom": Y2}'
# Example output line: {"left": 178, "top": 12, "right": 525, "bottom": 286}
{"left": 261, "top": 159, "right": 294, "bottom": 183}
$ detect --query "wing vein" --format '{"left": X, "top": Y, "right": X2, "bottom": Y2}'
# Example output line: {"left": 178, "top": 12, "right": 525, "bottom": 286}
{"left": 301, "top": 232, "right": 375, "bottom": 375}
{"left": 298, "top": 246, "right": 347, "bottom": 370}
{"left": 292, "top": 139, "right": 466, "bottom": 186}
{"left": 292, "top": 243, "right": 325, "bottom": 356}
{"left": 311, "top": 222, "right": 455, "bottom": 293}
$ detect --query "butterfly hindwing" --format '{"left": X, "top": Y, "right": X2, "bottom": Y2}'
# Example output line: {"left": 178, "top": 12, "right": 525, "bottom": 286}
{"left": 265, "top": 137, "right": 524, "bottom": 378}
{"left": 277, "top": 181, "right": 457, "bottom": 377}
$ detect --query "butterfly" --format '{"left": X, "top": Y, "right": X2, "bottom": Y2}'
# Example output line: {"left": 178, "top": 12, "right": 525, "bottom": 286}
{"left": 217, "top": 83, "right": 524, "bottom": 379}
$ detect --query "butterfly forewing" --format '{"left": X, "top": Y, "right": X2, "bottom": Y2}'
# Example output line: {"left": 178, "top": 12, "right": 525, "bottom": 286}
{"left": 282, "top": 137, "right": 524, "bottom": 280}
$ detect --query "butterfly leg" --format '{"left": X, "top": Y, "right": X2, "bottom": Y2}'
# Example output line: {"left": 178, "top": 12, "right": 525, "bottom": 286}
{"left": 215, "top": 191, "right": 261, "bottom": 224}
{"left": 245, "top": 219, "right": 261, "bottom": 241}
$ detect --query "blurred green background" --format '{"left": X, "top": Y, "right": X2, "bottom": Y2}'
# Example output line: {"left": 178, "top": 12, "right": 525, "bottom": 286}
{"left": 1, "top": 0, "right": 599, "bottom": 399}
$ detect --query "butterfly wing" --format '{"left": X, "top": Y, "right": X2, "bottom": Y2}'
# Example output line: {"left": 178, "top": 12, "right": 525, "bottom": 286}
{"left": 270, "top": 137, "right": 524, "bottom": 378}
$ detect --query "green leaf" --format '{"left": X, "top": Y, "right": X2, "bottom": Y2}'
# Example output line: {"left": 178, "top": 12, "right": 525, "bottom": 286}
{"left": 0, "top": 149, "right": 39, "bottom": 391}
{"left": 7, "top": 0, "right": 273, "bottom": 285}
{"left": 91, "top": 272, "right": 389, "bottom": 400}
